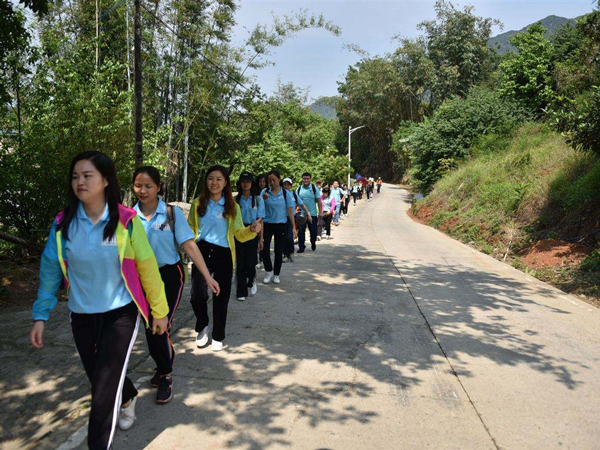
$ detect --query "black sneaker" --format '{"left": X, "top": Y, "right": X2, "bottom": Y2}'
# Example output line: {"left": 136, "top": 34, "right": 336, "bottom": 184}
{"left": 311, "top": 243, "right": 316, "bottom": 251}
{"left": 156, "top": 375, "right": 173, "bottom": 404}
{"left": 150, "top": 371, "right": 160, "bottom": 388}
{"left": 297, "top": 248, "right": 305, "bottom": 253}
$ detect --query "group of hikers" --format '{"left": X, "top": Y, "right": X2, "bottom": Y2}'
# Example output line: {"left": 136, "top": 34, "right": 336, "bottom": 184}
{"left": 28, "top": 150, "right": 382, "bottom": 450}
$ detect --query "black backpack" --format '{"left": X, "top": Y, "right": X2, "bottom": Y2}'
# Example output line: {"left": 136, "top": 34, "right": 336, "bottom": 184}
{"left": 158, "top": 205, "right": 188, "bottom": 281}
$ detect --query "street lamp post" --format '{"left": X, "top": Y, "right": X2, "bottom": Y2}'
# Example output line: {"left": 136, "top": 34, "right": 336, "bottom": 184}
{"left": 348, "top": 125, "right": 365, "bottom": 187}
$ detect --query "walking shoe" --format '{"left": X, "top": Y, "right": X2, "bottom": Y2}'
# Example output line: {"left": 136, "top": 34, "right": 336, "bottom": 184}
{"left": 288, "top": 254, "right": 294, "bottom": 262}
{"left": 255, "top": 263, "right": 261, "bottom": 270}
{"left": 311, "top": 243, "right": 316, "bottom": 251}
{"left": 150, "top": 370, "right": 160, "bottom": 388}
{"left": 263, "top": 272, "right": 274, "bottom": 284}
{"left": 118, "top": 396, "right": 137, "bottom": 430}
{"left": 250, "top": 283, "right": 257, "bottom": 296}
{"left": 297, "top": 248, "right": 305, "bottom": 253}
{"left": 237, "top": 296, "right": 246, "bottom": 301}
{"left": 282, "top": 256, "right": 289, "bottom": 263}
{"left": 196, "top": 326, "right": 209, "bottom": 348}
{"left": 212, "top": 340, "right": 224, "bottom": 352}
{"left": 156, "top": 375, "right": 173, "bottom": 404}
{"left": 273, "top": 275, "right": 281, "bottom": 284}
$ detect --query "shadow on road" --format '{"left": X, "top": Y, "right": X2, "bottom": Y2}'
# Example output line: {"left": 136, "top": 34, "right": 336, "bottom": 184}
{"left": 0, "top": 228, "right": 586, "bottom": 448}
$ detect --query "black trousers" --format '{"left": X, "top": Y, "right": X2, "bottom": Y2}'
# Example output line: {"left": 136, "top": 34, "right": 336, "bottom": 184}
{"left": 145, "top": 262, "right": 184, "bottom": 376}
{"left": 298, "top": 215, "right": 318, "bottom": 250}
{"left": 70, "top": 301, "right": 139, "bottom": 450}
{"left": 377, "top": 184, "right": 381, "bottom": 193}
{"left": 261, "top": 222, "right": 286, "bottom": 275}
{"left": 323, "top": 214, "right": 333, "bottom": 236}
{"left": 284, "top": 219, "right": 295, "bottom": 257}
{"left": 352, "top": 193, "right": 358, "bottom": 204}
{"left": 236, "top": 234, "right": 259, "bottom": 298}
{"left": 342, "top": 198, "right": 350, "bottom": 215}
{"left": 190, "top": 240, "right": 232, "bottom": 342}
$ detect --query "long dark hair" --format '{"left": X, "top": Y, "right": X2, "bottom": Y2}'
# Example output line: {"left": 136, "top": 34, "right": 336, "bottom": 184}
{"left": 256, "top": 173, "right": 267, "bottom": 190}
{"left": 58, "top": 151, "right": 121, "bottom": 241}
{"left": 196, "top": 165, "right": 237, "bottom": 219}
{"left": 132, "top": 165, "right": 164, "bottom": 196}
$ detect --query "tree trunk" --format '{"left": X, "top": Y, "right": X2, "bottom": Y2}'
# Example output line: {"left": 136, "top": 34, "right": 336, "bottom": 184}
{"left": 134, "top": 0, "right": 143, "bottom": 167}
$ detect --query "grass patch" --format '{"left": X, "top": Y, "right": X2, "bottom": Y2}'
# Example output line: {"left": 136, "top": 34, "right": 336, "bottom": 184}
{"left": 411, "top": 121, "right": 600, "bottom": 301}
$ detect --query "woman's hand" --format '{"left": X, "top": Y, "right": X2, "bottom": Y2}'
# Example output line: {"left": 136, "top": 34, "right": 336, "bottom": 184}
{"left": 30, "top": 321, "right": 45, "bottom": 348}
{"left": 153, "top": 316, "right": 169, "bottom": 335}
{"left": 258, "top": 240, "right": 264, "bottom": 251}
{"left": 250, "top": 218, "right": 263, "bottom": 234}
{"left": 262, "top": 192, "right": 269, "bottom": 201}
{"left": 206, "top": 276, "right": 221, "bottom": 295}
{"left": 293, "top": 227, "right": 298, "bottom": 239}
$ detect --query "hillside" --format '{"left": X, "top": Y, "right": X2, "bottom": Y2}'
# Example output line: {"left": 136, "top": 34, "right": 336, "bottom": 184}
{"left": 310, "top": 96, "right": 338, "bottom": 119}
{"left": 489, "top": 15, "right": 577, "bottom": 54}
{"left": 411, "top": 123, "right": 600, "bottom": 303}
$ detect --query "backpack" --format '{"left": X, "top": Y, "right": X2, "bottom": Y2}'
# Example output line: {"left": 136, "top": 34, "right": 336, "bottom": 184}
{"left": 158, "top": 204, "right": 188, "bottom": 282}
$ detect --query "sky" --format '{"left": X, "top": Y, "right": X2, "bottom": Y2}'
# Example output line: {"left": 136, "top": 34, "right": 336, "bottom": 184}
{"left": 231, "top": 0, "right": 596, "bottom": 101}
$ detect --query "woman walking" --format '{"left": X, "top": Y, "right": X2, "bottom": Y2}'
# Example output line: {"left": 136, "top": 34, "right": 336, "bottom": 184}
{"left": 351, "top": 183, "right": 359, "bottom": 205}
{"left": 188, "top": 166, "right": 262, "bottom": 351}
{"left": 260, "top": 170, "right": 296, "bottom": 284}
{"left": 235, "top": 172, "right": 264, "bottom": 301}
{"left": 31, "top": 151, "right": 169, "bottom": 449}
{"left": 341, "top": 183, "right": 351, "bottom": 217}
{"left": 255, "top": 174, "right": 267, "bottom": 269}
{"left": 132, "top": 166, "right": 219, "bottom": 403}
{"left": 320, "top": 187, "right": 336, "bottom": 239}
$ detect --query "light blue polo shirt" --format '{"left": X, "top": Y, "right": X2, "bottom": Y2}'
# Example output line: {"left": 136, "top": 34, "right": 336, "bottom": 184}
{"left": 238, "top": 194, "right": 265, "bottom": 225}
{"left": 286, "top": 189, "right": 304, "bottom": 212}
{"left": 134, "top": 198, "right": 194, "bottom": 267}
{"left": 297, "top": 184, "right": 321, "bottom": 216}
{"left": 64, "top": 203, "right": 133, "bottom": 314}
{"left": 261, "top": 187, "right": 292, "bottom": 224}
{"left": 330, "top": 187, "right": 343, "bottom": 202}
{"left": 197, "top": 196, "right": 229, "bottom": 248}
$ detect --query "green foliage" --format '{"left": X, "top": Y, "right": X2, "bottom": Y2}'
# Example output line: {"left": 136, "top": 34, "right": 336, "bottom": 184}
{"left": 498, "top": 23, "right": 554, "bottom": 114}
{"left": 408, "top": 87, "right": 526, "bottom": 191}
{"left": 413, "top": 122, "right": 598, "bottom": 258}
{"left": 580, "top": 251, "right": 600, "bottom": 272}
{"left": 418, "top": 0, "right": 499, "bottom": 109}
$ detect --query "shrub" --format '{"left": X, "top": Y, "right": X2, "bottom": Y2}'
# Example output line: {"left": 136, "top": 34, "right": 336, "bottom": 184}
{"left": 408, "top": 87, "right": 526, "bottom": 191}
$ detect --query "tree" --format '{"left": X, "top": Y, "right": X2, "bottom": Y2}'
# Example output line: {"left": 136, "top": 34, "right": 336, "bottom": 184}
{"left": 498, "top": 23, "right": 554, "bottom": 115}
{"left": 418, "top": 0, "right": 499, "bottom": 109}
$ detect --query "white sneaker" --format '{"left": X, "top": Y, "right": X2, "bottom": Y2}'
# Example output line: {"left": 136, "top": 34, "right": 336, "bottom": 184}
{"left": 212, "top": 340, "right": 224, "bottom": 352}
{"left": 250, "top": 283, "right": 257, "bottom": 296}
{"left": 273, "top": 275, "right": 281, "bottom": 284}
{"left": 118, "top": 396, "right": 137, "bottom": 430}
{"left": 237, "top": 296, "right": 245, "bottom": 302}
{"left": 196, "top": 326, "right": 209, "bottom": 347}
{"left": 255, "top": 263, "right": 261, "bottom": 270}
{"left": 263, "top": 272, "right": 274, "bottom": 284}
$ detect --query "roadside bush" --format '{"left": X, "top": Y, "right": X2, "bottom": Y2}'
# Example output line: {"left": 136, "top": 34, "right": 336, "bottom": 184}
{"left": 408, "top": 87, "right": 526, "bottom": 192}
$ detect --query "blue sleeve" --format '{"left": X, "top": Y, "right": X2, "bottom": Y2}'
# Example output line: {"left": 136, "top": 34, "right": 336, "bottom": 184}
{"left": 316, "top": 188, "right": 322, "bottom": 199}
{"left": 257, "top": 197, "right": 265, "bottom": 219}
{"left": 174, "top": 206, "right": 195, "bottom": 245}
{"left": 33, "top": 222, "right": 63, "bottom": 322}
{"left": 297, "top": 195, "right": 304, "bottom": 206}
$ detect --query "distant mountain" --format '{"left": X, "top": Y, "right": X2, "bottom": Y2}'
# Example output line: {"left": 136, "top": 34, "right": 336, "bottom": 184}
{"left": 310, "top": 96, "right": 338, "bottom": 119}
{"left": 489, "top": 15, "right": 577, "bottom": 54}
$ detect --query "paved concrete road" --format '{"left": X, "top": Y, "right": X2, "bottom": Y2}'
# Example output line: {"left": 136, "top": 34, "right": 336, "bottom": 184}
{"left": 4, "top": 184, "right": 600, "bottom": 449}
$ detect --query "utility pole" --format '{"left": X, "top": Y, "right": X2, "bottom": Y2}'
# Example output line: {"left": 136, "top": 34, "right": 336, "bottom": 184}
{"left": 134, "top": 0, "right": 143, "bottom": 167}
{"left": 348, "top": 125, "right": 365, "bottom": 187}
